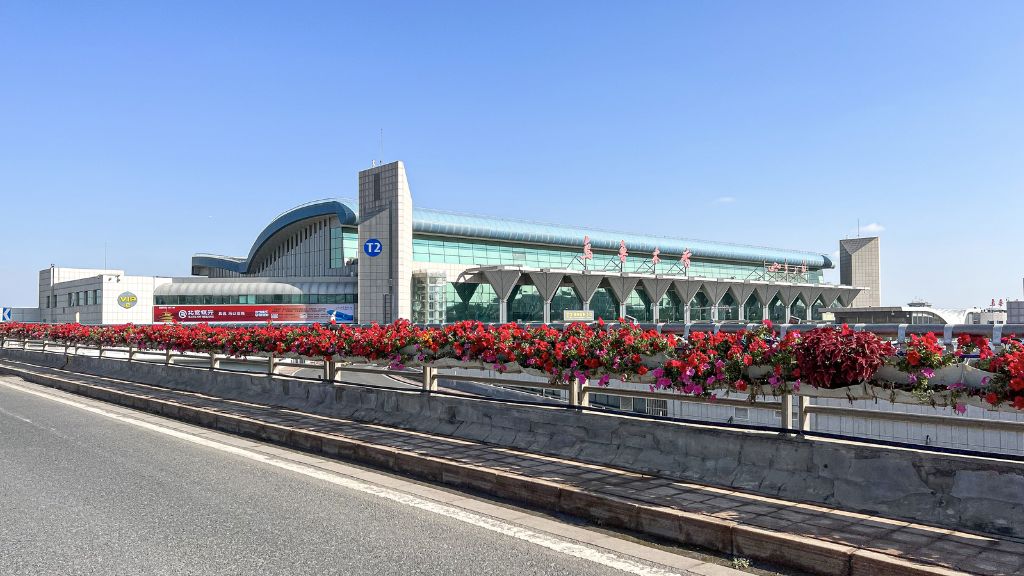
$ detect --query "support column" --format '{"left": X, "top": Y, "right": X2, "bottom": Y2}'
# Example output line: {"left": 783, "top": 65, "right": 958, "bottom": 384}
{"left": 570, "top": 378, "right": 590, "bottom": 407}
{"left": 819, "top": 287, "right": 841, "bottom": 319}
{"left": 798, "top": 396, "right": 811, "bottom": 431}
{"left": 752, "top": 284, "right": 775, "bottom": 324}
{"left": 781, "top": 393, "right": 794, "bottom": 431}
{"left": 672, "top": 279, "right": 703, "bottom": 326}
{"left": 528, "top": 270, "right": 566, "bottom": 326}
{"left": 702, "top": 281, "right": 731, "bottom": 325}
{"left": 641, "top": 277, "right": 673, "bottom": 325}
{"left": 733, "top": 282, "right": 757, "bottom": 324}
{"left": 568, "top": 273, "right": 604, "bottom": 316}
{"left": 606, "top": 275, "right": 640, "bottom": 322}
{"left": 481, "top": 268, "right": 522, "bottom": 325}
{"left": 422, "top": 365, "right": 436, "bottom": 392}
{"left": 801, "top": 287, "right": 823, "bottom": 323}
{"left": 777, "top": 284, "right": 804, "bottom": 324}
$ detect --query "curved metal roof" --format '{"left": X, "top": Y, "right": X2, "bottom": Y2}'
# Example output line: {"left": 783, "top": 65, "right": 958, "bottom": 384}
{"left": 156, "top": 281, "right": 357, "bottom": 296}
{"left": 193, "top": 199, "right": 358, "bottom": 274}
{"left": 194, "top": 198, "right": 831, "bottom": 273}
{"left": 412, "top": 206, "right": 830, "bottom": 267}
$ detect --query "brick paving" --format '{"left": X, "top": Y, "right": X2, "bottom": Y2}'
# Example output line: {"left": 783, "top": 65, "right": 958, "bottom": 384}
{"left": 3, "top": 361, "right": 1023, "bottom": 576}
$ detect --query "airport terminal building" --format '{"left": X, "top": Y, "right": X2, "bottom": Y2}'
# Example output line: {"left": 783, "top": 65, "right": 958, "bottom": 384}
{"left": 25, "top": 161, "right": 871, "bottom": 325}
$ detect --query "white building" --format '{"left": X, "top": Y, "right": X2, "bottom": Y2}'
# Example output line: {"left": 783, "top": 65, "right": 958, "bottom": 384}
{"left": 37, "top": 266, "right": 169, "bottom": 325}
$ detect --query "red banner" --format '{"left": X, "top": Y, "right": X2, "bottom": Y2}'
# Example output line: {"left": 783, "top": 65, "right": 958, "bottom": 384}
{"left": 153, "top": 304, "right": 354, "bottom": 324}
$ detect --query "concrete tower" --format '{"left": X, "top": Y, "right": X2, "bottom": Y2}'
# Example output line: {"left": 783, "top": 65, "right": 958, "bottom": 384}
{"left": 839, "top": 237, "right": 880, "bottom": 307}
{"left": 357, "top": 161, "right": 413, "bottom": 323}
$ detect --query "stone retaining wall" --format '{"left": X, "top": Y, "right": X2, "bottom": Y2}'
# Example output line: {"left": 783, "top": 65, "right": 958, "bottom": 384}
{"left": 4, "top": 348, "right": 1022, "bottom": 538}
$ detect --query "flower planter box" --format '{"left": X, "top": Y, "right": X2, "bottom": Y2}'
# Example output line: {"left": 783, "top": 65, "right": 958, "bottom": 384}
{"left": 745, "top": 365, "right": 774, "bottom": 379}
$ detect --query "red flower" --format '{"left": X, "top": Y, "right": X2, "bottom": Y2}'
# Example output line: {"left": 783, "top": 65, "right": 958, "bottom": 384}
{"left": 986, "top": 392, "right": 999, "bottom": 406}
{"left": 906, "top": 350, "right": 921, "bottom": 367}
{"left": 1015, "top": 396, "right": 1024, "bottom": 410}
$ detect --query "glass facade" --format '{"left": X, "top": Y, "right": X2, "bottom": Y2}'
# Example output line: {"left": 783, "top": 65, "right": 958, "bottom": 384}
{"left": 412, "top": 234, "right": 824, "bottom": 283}
{"left": 330, "top": 226, "right": 358, "bottom": 269}
{"left": 411, "top": 231, "right": 836, "bottom": 324}
{"left": 444, "top": 282, "right": 499, "bottom": 322}
{"left": 412, "top": 272, "right": 448, "bottom": 324}
{"left": 155, "top": 294, "right": 357, "bottom": 305}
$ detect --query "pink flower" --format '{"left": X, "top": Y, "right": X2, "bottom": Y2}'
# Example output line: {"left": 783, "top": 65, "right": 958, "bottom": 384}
{"left": 954, "top": 402, "right": 967, "bottom": 415}
{"left": 921, "top": 368, "right": 935, "bottom": 379}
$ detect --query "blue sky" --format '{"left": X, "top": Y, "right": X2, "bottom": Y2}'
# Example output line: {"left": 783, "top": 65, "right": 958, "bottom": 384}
{"left": 1, "top": 1, "right": 1022, "bottom": 308}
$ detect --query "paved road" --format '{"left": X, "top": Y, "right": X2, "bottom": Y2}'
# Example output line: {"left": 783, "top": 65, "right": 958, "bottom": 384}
{"left": 0, "top": 378, "right": 709, "bottom": 576}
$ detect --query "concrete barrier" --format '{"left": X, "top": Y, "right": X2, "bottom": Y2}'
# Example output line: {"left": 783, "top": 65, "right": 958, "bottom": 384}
{"left": 4, "top": 348, "right": 1023, "bottom": 539}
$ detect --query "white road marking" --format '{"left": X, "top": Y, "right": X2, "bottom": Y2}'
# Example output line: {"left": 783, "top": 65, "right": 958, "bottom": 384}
{"left": 0, "top": 404, "right": 34, "bottom": 425}
{"left": 0, "top": 379, "right": 688, "bottom": 576}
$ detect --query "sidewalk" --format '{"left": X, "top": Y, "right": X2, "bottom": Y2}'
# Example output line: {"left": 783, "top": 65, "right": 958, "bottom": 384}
{"left": 2, "top": 359, "right": 1021, "bottom": 576}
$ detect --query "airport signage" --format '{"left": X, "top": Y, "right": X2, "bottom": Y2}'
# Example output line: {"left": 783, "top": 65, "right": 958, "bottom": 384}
{"left": 363, "top": 238, "right": 383, "bottom": 257}
{"left": 563, "top": 309, "right": 595, "bottom": 322}
{"left": 117, "top": 291, "right": 138, "bottom": 309}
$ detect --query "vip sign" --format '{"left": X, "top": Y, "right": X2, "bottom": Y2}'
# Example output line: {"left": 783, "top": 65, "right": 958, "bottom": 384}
{"left": 117, "top": 292, "right": 138, "bottom": 309}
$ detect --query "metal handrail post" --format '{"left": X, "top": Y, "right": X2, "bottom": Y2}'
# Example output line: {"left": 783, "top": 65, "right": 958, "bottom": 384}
{"left": 780, "top": 393, "right": 794, "bottom": 431}
{"left": 570, "top": 378, "right": 589, "bottom": 407}
{"left": 422, "top": 366, "right": 437, "bottom": 392}
{"left": 798, "top": 396, "right": 811, "bottom": 431}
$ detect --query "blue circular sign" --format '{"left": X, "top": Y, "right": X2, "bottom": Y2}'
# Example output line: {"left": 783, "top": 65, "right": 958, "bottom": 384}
{"left": 363, "top": 238, "right": 383, "bottom": 257}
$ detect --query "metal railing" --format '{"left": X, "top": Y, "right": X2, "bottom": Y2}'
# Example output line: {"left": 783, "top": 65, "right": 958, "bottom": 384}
{"left": 2, "top": 330, "right": 1023, "bottom": 458}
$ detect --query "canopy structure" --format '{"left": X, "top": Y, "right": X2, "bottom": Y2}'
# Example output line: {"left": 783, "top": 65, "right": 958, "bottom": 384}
{"left": 460, "top": 265, "right": 866, "bottom": 324}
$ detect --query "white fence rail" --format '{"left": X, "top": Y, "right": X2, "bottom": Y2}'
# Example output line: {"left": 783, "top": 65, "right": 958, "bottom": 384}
{"left": 2, "top": 336, "right": 1023, "bottom": 456}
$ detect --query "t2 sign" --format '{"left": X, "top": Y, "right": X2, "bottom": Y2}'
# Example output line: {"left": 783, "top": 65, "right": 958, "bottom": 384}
{"left": 363, "top": 238, "right": 383, "bottom": 257}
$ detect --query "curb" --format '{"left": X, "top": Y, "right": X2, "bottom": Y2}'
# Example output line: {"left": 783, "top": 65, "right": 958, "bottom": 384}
{"left": 0, "top": 361, "right": 972, "bottom": 576}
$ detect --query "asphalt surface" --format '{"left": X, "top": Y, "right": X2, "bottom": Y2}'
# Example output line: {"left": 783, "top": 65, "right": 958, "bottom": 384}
{"left": 0, "top": 379, "right": 671, "bottom": 576}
